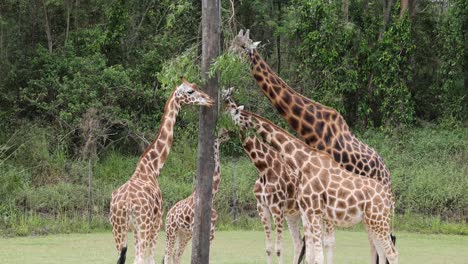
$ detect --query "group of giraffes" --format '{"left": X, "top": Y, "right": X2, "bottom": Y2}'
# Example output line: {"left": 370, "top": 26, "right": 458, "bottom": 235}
{"left": 108, "top": 30, "right": 399, "bottom": 264}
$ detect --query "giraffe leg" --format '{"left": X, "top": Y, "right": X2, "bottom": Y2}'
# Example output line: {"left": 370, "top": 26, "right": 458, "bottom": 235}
{"left": 300, "top": 211, "right": 314, "bottom": 264}
{"left": 110, "top": 204, "right": 128, "bottom": 263}
{"left": 310, "top": 215, "right": 324, "bottom": 264}
{"left": 111, "top": 215, "right": 128, "bottom": 254}
{"left": 174, "top": 231, "right": 191, "bottom": 264}
{"left": 285, "top": 214, "right": 302, "bottom": 264}
{"left": 373, "top": 233, "right": 398, "bottom": 264}
{"left": 145, "top": 225, "right": 159, "bottom": 264}
{"left": 257, "top": 204, "right": 274, "bottom": 264}
{"left": 210, "top": 208, "right": 218, "bottom": 242}
{"left": 132, "top": 229, "right": 142, "bottom": 264}
{"left": 366, "top": 231, "right": 377, "bottom": 264}
{"left": 163, "top": 225, "right": 176, "bottom": 264}
{"left": 301, "top": 211, "right": 325, "bottom": 264}
{"left": 271, "top": 205, "right": 285, "bottom": 264}
{"left": 323, "top": 220, "right": 335, "bottom": 264}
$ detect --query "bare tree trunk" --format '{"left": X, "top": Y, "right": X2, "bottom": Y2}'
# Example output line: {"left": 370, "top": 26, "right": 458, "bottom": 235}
{"left": 276, "top": 1, "right": 281, "bottom": 75}
{"left": 41, "top": 0, "right": 53, "bottom": 53}
{"left": 74, "top": 0, "right": 79, "bottom": 29}
{"left": 65, "top": 0, "right": 71, "bottom": 46}
{"left": 87, "top": 157, "right": 93, "bottom": 225}
{"left": 400, "top": 0, "right": 409, "bottom": 17}
{"left": 343, "top": 0, "right": 350, "bottom": 23}
{"left": 0, "top": 9, "right": 3, "bottom": 66}
{"left": 191, "top": 0, "right": 220, "bottom": 263}
{"left": 379, "top": 0, "right": 394, "bottom": 40}
{"left": 409, "top": 0, "right": 418, "bottom": 19}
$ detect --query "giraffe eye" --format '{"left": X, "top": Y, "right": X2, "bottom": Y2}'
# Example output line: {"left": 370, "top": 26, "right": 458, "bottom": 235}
{"left": 188, "top": 90, "right": 194, "bottom": 95}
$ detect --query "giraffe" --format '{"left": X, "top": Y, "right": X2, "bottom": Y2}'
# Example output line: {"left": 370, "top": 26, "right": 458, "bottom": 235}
{"left": 109, "top": 78, "right": 214, "bottom": 264}
{"left": 230, "top": 31, "right": 396, "bottom": 262}
{"left": 239, "top": 131, "right": 303, "bottom": 264}
{"left": 225, "top": 97, "right": 398, "bottom": 264}
{"left": 163, "top": 129, "right": 230, "bottom": 264}
{"left": 229, "top": 30, "right": 392, "bottom": 187}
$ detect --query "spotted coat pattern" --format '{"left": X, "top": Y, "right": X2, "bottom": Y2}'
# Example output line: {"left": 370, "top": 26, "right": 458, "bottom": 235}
{"left": 109, "top": 79, "right": 213, "bottom": 264}
{"left": 163, "top": 130, "right": 229, "bottom": 264}
{"left": 240, "top": 133, "right": 304, "bottom": 264}
{"left": 227, "top": 100, "right": 398, "bottom": 264}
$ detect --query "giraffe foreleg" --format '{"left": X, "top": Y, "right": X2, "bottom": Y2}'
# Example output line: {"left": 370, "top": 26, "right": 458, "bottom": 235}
{"left": 285, "top": 214, "right": 302, "bottom": 264}
{"left": 210, "top": 208, "right": 218, "bottom": 242}
{"left": 271, "top": 205, "right": 285, "bottom": 264}
{"left": 257, "top": 204, "right": 274, "bottom": 264}
{"left": 323, "top": 220, "right": 335, "bottom": 264}
{"left": 310, "top": 215, "right": 324, "bottom": 264}
{"left": 381, "top": 235, "right": 398, "bottom": 264}
{"left": 300, "top": 212, "right": 315, "bottom": 264}
{"left": 366, "top": 231, "right": 377, "bottom": 264}
{"left": 372, "top": 232, "right": 398, "bottom": 264}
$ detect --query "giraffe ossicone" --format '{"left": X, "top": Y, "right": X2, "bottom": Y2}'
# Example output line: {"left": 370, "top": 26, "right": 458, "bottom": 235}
{"left": 109, "top": 79, "right": 213, "bottom": 264}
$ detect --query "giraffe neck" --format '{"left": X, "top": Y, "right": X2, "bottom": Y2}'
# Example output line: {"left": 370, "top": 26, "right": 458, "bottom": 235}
{"left": 240, "top": 110, "right": 325, "bottom": 174}
{"left": 242, "top": 135, "right": 279, "bottom": 177}
{"left": 248, "top": 48, "right": 350, "bottom": 140}
{"left": 247, "top": 49, "right": 393, "bottom": 187}
{"left": 212, "top": 138, "right": 221, "bottom": 198}
{"left": 133, "top": 91, "right": 180, "bottom": 183}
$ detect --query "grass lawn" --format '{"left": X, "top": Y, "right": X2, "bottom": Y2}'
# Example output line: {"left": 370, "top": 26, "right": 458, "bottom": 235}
{"left": 1, "top": 230, "right": 467, "bottom": 263}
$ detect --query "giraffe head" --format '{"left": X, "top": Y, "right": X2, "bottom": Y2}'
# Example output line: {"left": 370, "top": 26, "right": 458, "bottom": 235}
{"left": 217, "top": 128, "right": 231, "bottom": 143}
{"left": 229, "top": 29, "right": 261, "bottom": 56}
{"left": 175, "top": 77, "right": 215, "bottom": 106}
{"left": 222, "top": 90, "right": 248, "bottom": 129}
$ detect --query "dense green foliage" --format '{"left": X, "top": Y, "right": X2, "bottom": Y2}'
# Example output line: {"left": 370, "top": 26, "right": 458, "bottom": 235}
{"left": 1, "top": 124, "right": 467, "bottom": 236}
{"left": 0, "top": 0, "right": 466, "bottom": 236}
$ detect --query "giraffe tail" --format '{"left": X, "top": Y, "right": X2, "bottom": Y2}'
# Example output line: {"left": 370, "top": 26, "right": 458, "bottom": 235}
{"left": 117, "top": 246, "right": 127, "bottom": 264}
{"left": 297, "top": 236, "right": 306, "bottom": 264}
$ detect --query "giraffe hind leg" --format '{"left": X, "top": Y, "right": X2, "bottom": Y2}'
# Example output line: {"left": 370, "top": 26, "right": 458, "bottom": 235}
{"left": 111, "top": 208, "right": 128, "bottom": 264}
{"left": 164, "top": 226, "right": 176, "bottom": 264}
{"left": 323, "top": 220, "right": 335, "bottom": 264}
{"left": 174, "top": 231, "right": 191, "bottom": 264}
{"left": 257, "top": 204, "right": 273, "bottom": 264}
{"left": 272, "top": 207, "right": 285, "bottom": 264}
{"left": 285, "top": 214, "right": 302, "bottom": 264}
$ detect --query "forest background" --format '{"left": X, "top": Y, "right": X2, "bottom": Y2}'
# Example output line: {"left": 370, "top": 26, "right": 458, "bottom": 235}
{"left": 0, "top": 0, "right": 466, "bottom": 236}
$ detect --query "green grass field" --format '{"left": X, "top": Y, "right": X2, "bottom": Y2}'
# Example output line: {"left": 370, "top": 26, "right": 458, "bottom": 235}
{"left": 1, "top": 230, "right": 468, "bottom": 263}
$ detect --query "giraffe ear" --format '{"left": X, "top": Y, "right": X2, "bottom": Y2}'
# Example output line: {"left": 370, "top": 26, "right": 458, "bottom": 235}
{"left": 250, "top": 41, "right": 261, "bottom": 49}
{"left": 238, "top": 105, "right": 244, "bottom": 111}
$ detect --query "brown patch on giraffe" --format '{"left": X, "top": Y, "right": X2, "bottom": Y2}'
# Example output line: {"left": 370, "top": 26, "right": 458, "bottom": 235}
{"left": 305, "top": 135, "right": 318, "bottom": 145}
{"left": 315, "top": 121, "right": 325, "bottom": 138}
{"left": 292, "top": 105, "right": 303, "bottom": 116}
{"left": 289, "top": 117, "right": 299, "bottom": 131}
{"left": 276, "top": 133, "right": 288, "bottom": 144}
{"left": 282, "top": 91, "right": 292, "bottom": 105}
{"left": 269, "top": 76, "right": 278, "bottom": 85}
{"left": 254, "top": 74, "right": 264, "bottom": 82}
